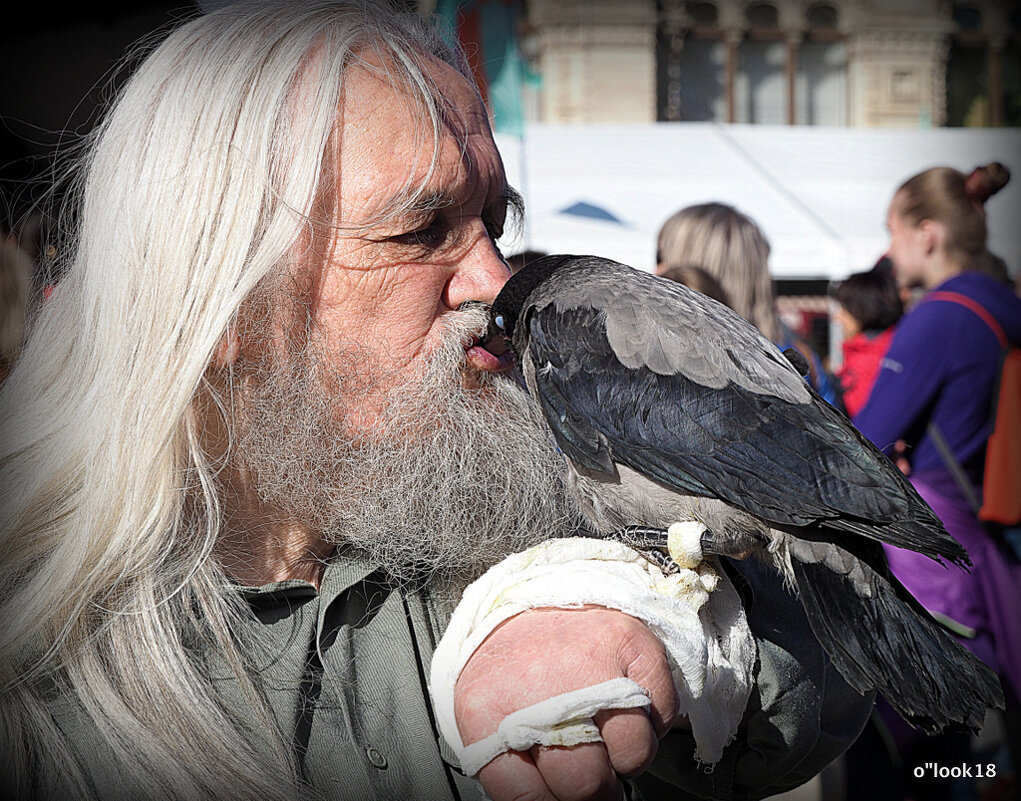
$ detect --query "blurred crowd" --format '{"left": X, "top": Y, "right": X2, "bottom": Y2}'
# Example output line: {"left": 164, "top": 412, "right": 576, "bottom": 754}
{"left": 660, "top": 163, "right": 1021, "bottom": 801}
{"left": 509, "top": 161, "right": 1021, "bottom": 801}
{"left": 3, "top": 153, "right": 1019, "bottom": 801}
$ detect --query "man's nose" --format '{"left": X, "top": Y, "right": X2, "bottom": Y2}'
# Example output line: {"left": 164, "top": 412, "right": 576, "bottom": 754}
{"left": 443, "top": 225, "right": 510, "bottom": 309}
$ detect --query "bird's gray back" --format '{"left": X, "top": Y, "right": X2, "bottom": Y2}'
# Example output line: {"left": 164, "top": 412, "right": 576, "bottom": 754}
{"left": 526, "top": 260, "right": 811, "bottom": 404}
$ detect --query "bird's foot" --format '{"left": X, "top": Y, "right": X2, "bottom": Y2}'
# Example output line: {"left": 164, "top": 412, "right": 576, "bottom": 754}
{"left": 639, "top": 545, "right": 683, "bottom": 575}
{"left": 605, "top": 526, "right": 676, "bottom": 574}
{"left": 608, "top": 522, "right": 708, "bottom": 573}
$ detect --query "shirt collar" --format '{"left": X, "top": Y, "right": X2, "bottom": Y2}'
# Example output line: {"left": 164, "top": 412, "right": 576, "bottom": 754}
{"left": 234, "top": 545, "right": 383, "bottom": 610}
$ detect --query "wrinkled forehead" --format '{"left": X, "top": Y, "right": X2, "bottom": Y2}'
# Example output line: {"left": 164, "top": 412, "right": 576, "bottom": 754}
{"left": 329, "top": 49, "right": 500, "bottom": 225}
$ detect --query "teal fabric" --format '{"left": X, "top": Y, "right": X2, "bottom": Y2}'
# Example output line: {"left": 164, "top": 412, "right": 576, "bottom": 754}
{"left": 433, "top": 0, "right": 526, "bottom": 136}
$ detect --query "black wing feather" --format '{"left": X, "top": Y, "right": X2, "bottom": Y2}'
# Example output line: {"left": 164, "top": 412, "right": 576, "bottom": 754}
{"left": 531, "top": 356, "right": 616, "bottom": 476}
{"left": 526, "top": 302, "right": 966, "bottom": 565}
{"left": 790, "top": 540, "right": 1003, "bottom": 732}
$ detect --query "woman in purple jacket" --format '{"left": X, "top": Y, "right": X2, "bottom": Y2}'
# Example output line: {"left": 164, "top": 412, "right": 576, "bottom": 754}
{"left": 852, "top": 162, "right": 1020, "bottom": 798}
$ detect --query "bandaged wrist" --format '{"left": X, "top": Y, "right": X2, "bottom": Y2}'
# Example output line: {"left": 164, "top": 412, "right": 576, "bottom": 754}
{"left": 428, "top": 537, "right": 755, "bottom": 772}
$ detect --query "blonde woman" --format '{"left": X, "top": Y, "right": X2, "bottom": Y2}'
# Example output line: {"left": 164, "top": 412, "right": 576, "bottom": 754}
{"left": 656, "top": 202, "right": 841, "bottom": 406}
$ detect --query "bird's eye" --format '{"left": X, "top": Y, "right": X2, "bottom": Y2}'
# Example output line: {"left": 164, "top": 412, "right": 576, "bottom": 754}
{"left": 494, "top": 314, "right": 506, "bottom": 330}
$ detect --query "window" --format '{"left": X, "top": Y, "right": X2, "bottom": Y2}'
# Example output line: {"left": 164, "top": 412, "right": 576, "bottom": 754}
{"left": 798, "top": 40, "right": 847, "bottom": 125}
{"left": 746, "top": 2, "right": 779, "bottom": 29}
{"left": 806, "top": 3, "right": 839, "bottom": 31}
{"left": 738, "top": 41, "right": 786, "bottom": 123}
{"left": 951, "top": 3, "right": 983, "bottom": 32}
{"left": 688, "top": 1, "right": 718, "bottom": 27}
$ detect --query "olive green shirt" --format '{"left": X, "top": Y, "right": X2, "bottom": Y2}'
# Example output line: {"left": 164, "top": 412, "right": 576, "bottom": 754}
{"left": 46, "top": 550, "right": 872, "bottom": 801}
{"left": 219, "top": 552, "right": 478, "bottom": 801}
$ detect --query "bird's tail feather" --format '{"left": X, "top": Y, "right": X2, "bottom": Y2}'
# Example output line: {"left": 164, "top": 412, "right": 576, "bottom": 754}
{"left": 790, "top": 547, "right": 1003, "bottom": 733}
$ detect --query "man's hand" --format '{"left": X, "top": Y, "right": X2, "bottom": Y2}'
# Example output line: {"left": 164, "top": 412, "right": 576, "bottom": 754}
{"left": 453, "top": 606, "right": 681, "bottom": 801}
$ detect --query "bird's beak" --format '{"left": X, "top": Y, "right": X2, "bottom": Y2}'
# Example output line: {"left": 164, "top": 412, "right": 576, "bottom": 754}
{"left": 463, "top": 308, "right": 516, "bottom": 373}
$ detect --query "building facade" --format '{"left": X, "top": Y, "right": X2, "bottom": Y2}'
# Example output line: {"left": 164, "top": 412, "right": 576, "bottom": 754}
{"left": 520, "top": 0, "right": 1020, "bottom": 128}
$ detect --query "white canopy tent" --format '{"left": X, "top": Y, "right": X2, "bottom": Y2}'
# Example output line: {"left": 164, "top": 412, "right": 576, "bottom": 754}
{"left": 495, "top": 123, "right": 1021, "bottom": 280}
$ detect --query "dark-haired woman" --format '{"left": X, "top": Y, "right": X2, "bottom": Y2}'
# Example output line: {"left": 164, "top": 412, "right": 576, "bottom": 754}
{"left": 832, "top": 269, "right": 903, "bottom": 418}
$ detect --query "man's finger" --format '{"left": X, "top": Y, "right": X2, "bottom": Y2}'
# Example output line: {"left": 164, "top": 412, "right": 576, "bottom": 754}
{"left": 614, "top": 627, "right": 680, "bottom": 737}
{"left": 477, "top": 749, "right": 556, "bottom": 801}
{"left": 593, "top": 707, "right": 659, "bottom": 778}
{"left": 530, "top": 741, "right": 623, "bottom": 801}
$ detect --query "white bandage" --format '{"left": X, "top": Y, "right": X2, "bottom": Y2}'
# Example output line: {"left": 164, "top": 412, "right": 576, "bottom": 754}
{"left": 428, "top": 537, "right": 755, "bottom": 773}
{"left": 458, "top": 677, "right": 651, "bottom": 777}
{"left": 667, "top": 521, "right": 705, "bottom": 570}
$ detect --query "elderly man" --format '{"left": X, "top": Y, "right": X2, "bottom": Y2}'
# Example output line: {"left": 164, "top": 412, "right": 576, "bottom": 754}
{"left": 0, "top": 3, "right": 871, "bottom": 800}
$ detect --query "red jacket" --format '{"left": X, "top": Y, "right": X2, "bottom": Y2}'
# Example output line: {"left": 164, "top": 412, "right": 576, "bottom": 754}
{"left": 837, "top": 327, "right": 896, "bottom": 418}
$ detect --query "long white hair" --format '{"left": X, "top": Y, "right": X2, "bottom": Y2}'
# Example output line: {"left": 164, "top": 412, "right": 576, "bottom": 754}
{"left": 0, "top": 3, "right": 474, "bottom": 798}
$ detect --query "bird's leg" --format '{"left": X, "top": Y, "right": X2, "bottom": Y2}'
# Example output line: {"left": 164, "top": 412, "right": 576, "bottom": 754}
{"left": 605, "top": 526, "right": 679, "bottom": 575}
{"left": 612, "top": 525, "right": 669, "bottom": 550}
{"left": 605, "top": 522, "right": 710, "bottom": 574}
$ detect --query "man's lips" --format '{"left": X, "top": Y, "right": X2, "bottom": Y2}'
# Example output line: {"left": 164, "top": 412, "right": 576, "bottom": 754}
{"left": 464, "top": 333, "right": 516, "bottom": 373}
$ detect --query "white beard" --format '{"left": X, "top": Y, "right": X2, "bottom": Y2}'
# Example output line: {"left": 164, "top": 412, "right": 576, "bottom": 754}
{"left": 231, "top": 304, "right": 581, "bottom": 587}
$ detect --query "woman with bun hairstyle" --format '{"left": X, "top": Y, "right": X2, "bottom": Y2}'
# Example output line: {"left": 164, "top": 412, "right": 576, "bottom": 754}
{"left": 854, "top": 163, "right": 1021, "bottom": 754}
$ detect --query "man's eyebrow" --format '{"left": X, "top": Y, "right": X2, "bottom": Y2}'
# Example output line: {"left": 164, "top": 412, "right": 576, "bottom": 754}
{"left": 358, "top": 189, "right": 450, "bottom": 229}
{"left": 379, "top": 185, "right": 522, "bottom": 221}
{"left": 404, "top": 190, "right": 456, "bottom": 216}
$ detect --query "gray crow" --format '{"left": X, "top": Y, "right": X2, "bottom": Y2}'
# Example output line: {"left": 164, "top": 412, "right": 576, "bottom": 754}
{"left": 489, "top": 253, "right": 1003, "bottom": 734}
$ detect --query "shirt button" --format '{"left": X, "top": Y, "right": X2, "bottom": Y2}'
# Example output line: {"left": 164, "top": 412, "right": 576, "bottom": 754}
{"left": 365, "top": 745, "right": 388, "bottom": 770}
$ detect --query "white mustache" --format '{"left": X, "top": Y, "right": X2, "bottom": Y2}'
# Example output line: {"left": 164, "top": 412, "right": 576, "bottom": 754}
{"left": 448, "top": 302, "right": 495, "bottom": 348}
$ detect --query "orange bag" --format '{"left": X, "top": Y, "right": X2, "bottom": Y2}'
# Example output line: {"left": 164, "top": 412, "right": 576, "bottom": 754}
{"left": 928, "top": 291, "right": 1021, "bottom": 526}
{"left": 980, "top": 346, "right": 1021, "bottom": 526}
